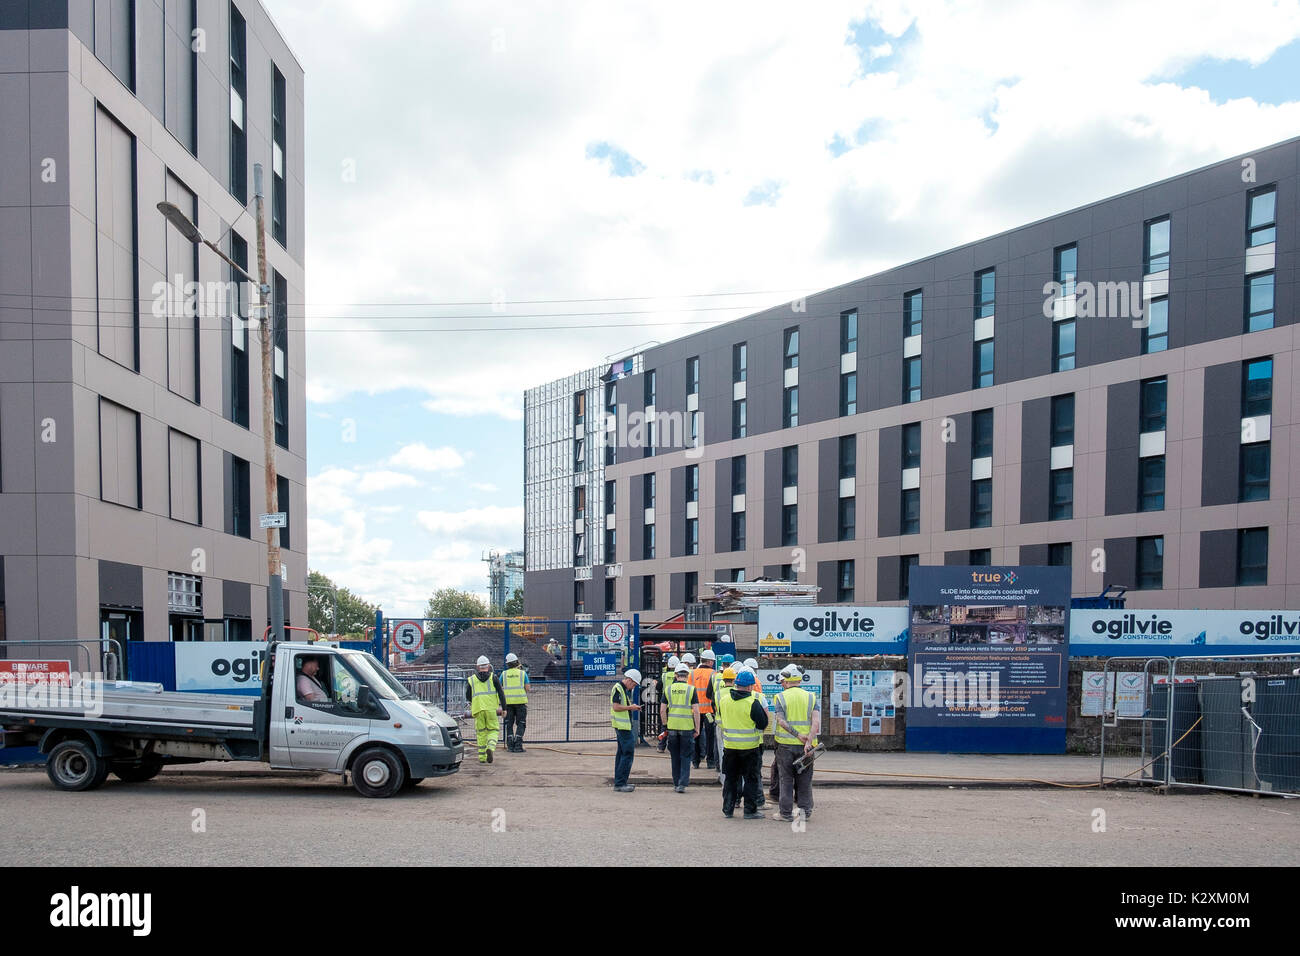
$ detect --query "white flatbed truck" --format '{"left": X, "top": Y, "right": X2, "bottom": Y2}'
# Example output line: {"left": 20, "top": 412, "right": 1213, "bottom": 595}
{"left": 0, "top": 641, "right": 463, "bottom": 797}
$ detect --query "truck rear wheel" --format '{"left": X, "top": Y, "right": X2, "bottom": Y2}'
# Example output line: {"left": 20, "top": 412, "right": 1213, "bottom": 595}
{"left": 46, "top": 739, "right": 109, "bottom": 792}
{"left": 352, "top": 748, "right": 405, "bottom": 798}
{"left": 112, "top": 756, "right": 164, "bottom": 782}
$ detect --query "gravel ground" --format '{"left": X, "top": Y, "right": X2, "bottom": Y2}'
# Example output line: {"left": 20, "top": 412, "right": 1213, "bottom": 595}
{"left": 2, "top": 747, "right": 1295, "bottom": 866}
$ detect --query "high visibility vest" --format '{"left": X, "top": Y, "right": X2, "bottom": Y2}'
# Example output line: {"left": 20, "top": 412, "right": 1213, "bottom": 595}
{"left": 468, "top": 674, "right": 498, "bottom": 717}
{"left": 665, "top": 680, "right": 696, "bottom": 731}
{"left": 774, "top": 686, "right": 817, "bottom": 747}
{"left": 710, "top": 671, "right": 726, "bottom": 712}
{"left": 717, "top": 691, "right": 761, "bottom": 751}
{"left": 689, "top": 666, "right": 715, "bottom": 715}
{"left": 661, "top": 669, "right": 674, "bottom": 692}
{"left": 610, "top": 682, "right": 632, "bottom": 731}
{"left": 502, "top": 666, "right": 528, "bottom": 704}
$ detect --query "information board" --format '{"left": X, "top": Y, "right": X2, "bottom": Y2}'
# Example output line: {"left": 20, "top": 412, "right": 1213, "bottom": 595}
{"left": 829, "top": 670, "right": 897, "bottom": 735}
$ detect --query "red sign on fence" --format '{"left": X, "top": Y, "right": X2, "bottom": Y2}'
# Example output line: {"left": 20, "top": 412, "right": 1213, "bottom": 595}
{"left": 0, "top": 660, "right": 72, "bottom": 686}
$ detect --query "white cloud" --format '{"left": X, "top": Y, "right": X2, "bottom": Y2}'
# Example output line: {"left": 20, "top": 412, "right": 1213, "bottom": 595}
{"left": 356, "top": 470, "right": 421, "bottom": 494}
{"left": 387, "top": 443, "right": 468, "bottom": 472}
{"left": 470, "top": 482, "right": 498, "bottom": 493}
{"left": 416, "top": 505, "right": 524, "bottom": 543}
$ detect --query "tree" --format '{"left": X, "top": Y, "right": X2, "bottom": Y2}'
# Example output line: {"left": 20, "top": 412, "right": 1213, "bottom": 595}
{"left": 424, "top": 588, "right": 490, "bottom": 638}
{"left": 503, "top": 587, "right": 524, "bottom": 617}
{"left": 308, "top": 569, "right": 380, "bottom": 638}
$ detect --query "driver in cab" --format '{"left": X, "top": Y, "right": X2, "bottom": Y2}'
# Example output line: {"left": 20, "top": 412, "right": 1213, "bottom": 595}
{"left": 297, "top": 656, "right": 330, "bottom": 703}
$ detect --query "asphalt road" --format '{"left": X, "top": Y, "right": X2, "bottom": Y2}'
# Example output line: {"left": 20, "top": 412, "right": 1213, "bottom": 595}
{"left": 2, "top": 755, "right": 1296, "bottom": 866}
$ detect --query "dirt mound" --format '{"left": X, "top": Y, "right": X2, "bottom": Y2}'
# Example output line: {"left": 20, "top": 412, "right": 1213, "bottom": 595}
{"left": 407, "top": 626, "right": 558, "bottom": 675}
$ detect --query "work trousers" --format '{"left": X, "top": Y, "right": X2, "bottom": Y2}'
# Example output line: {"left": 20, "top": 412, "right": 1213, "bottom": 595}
{"left": 474, "top": 710, "right": 499, "bottom": 762}
{"left": 667, "top": 729, "right": 695, "bottom": 788}
{"left": 775, "top": 743, "right": 815, "bottom": 819}
{"left": 721, "top": 747, "right": 761, "bottom": 815}
{"left": 504, "top": 703, "right": 527, "bottom": 744}
{"left": 613, "top": 728, "right": 635, "bottom": 787}
{"left": 694, "top": 715, "right": 717, "bottom": 767}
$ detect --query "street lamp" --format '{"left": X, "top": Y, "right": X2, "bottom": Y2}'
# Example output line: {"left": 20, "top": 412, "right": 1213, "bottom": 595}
{"left": 156, "top": 163, "right": 286, "bottom": 644}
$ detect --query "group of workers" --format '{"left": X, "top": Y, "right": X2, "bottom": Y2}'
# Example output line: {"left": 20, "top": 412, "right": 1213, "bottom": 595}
{"left": 465, "top": 652, "right": 530, "bottom": 762}
{"left": 611, "top": 649, "right": 821, "bottom": 822}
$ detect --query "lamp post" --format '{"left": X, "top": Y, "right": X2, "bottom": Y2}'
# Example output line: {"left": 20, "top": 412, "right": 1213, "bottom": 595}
{"left": 156, "top": 161, "right": 285, "bottom": 643}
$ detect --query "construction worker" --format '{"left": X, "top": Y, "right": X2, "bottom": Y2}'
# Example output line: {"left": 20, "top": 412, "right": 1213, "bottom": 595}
{"left": 689, "top": 648, "right": 718, "bottom": 769}
{"left": 716, "top": 669, "right": 769, "bottom": 819}
{"left": 714, "top": 664, "right": 738, "bottom": 786}
{"left": 771, "top": 664, "right": 820, "bottom": 822}
{"left": 610, "top": 668, "right": 642, "bottom": 792}
{"left": 657, "top": 655, "right": 680, "bottom": 751}
{"left": 681, "top": 652, "right": 696, "bottom": 668}
{"left": 465, "top": 656, "right": 506, "bottom": 764}
{"left": 501, "top": 652, "right": 529, "bottom": 752}
{"left": 660, "top": 663, "right": 700, "bottom": 793}
{"left": 711, "top": 654, "right": 735, "bottom": 719}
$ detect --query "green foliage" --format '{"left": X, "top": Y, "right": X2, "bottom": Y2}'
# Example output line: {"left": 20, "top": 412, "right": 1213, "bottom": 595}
{"left": 307, "top": 569, "right": 379, "bottom": 638}
{"left": 503, "top": 587, "right": 524, "bottom": 617}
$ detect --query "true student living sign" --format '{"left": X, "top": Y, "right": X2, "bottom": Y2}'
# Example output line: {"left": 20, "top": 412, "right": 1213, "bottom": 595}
{"left": 757, "top": 606, "right": 909, "bottom": 655}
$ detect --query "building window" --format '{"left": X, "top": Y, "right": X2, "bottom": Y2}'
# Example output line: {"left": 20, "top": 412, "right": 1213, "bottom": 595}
{"left": 643, "top": 524, "right": 655, "bottom": 560}
{"left": 690, "top": 411, "right": 699, "bottom": 447}
{"left": 574, "top": 391, "right": 586, "bottom": 425}
{"left": 644, "top": 473, "right": 656, "bottom": 508}
{"left": 1049, "top": 470, "right": 1073, "bottom": 520}
{"left": 272, "top": 65, "right": 287, "bottom": 246}
{"left": 731, "top": 456, "right": 746, "bottom": 495}
{"left": 837, "top": 560, "right": 855, "bottom": 602}
{"left": 164, "top": 172, "right": 200, "bottom": 401}
{"left": 99, "top": 398, "right": 141, "bottom": 509}
{"left": 229, "top": 4, "right": 247, "bottom": 203}
{"left": 973, "top": 340, "right": 994, "bottom": 389}
{"left": 905, "top": 290, "right": 923, "bottom": 337}
{"left": 685, "top": 572, "right": 698, "bottom": 604}
{"left": 1051, "top": 394, "right": 1074, "bottom": 447}
{"left": 732, "top": 400, "right": 747, "bottom": 439}
{"left": 574, "top": 485, "right": 586, "bottom": 520}
{"left": 687, "top": 356, "right": 699, "bottom": 395}
{"left": 782, "top": 505, "right": 798, "bottom": 547}
{"left": 1246, "top": 272, "right": 1275, "bottom": 332}
{"left": 574, "top": 533, "right": 586, "bottom": 565}
{"left": 782, "top": 446, "right": 798, "bottom": 487}
{"left": 733, "top": 343, "right": 747, "bottom": 383}
{"left": 972, "top": 409, "right": 993, "bottom": 460}
{"left": 272, "top": 272, "right": 289, "bottom": 448}
{"left": 840, "top": 372, "right": 857, "bottom": 416}
{"left": 971, "top": 478, "right": 992, "bottom": 528}
{"left": 605, "top": 577, "right": 616, "bottom": 612}
{"left": 1243, "top": 358, "right": 1273, "bottom": 417}
{"left": 1143, "top": 297, "right": 1168, "bottom": 353}
{"left": 228, "top": 231, "right": 250, "bottom": 427}
{"left": 605, "top": 480, "right": 616, "bottom": 514}
{"left": 902, "top": 423, "right": 921, "bottom": 470}
{"left": 1140, "top": 377, "right": 1167, "bottom": 433}
{"left": 974, "top": 268, "right": 995, "bottom": 318}
{"left": 1048, "top": 543, "right": 1072, "bottom": 568}
{"left": 1136, "top": 536, "right": 1164, "bottom": 590}
{"left": 644, "top": 369, "right": 656, "bottom": 406}
{"left": 969, "top": 548, "right": 991, "bottom": 567}
{"left": 901, "top": 555, "right": 919, "bottom": 599}
{"left": 574, "top": 581, "right": 585, "bottom": 614}
{"left": 1240, "top": 444, "right": 1270, "bottom": 502}
{"left": 1237, "top": 528, "right": 1268, "bottom": 586}
{"left": 1055, "top": 244, "right": 1078, "bottom": 297}
{"left": 276, "top": 474, "right": 290, "bottom": 550}
{"left": 784, "top": 327, "right": 799, "bottom": 369}
{"left": 1247, "top": 186, "right": 1276, "bottom": 247}
{"left": 841, "top": 310, "right": 858, "bottom": 353}
{"left": 838, "top": 497, "right": 855, "bottom": 542}
{"left": 783, "top": 387, "right": 799, "bottom": 428}
{"left": 839, "top": 435, "right": 856, "bottom": 480}
{"left": 93, "top": 0, "right": 135, "bottom": 89}
{"left": 605, "top": 527, "right": 616, "bottom": 560}
{"left": 901, "top": 489, "right": 920, "bottom": 535}
{"left": 643, "top": 576, "right": 655, "bottom": 610}
{"left": 731, "top": 569, "right": 746, "bottom": 584}
{"left": 573, "top": 438, "right": 585, "bottom": 470}
{"left": 229, "top": 455, "right": 251, "bottom": 538}
{"left": 731, "top": 513, "right": 746, "bottom": 551}
{"left": 780, "top": 564, "right": 794, "bottom": 581}
{"left": 95, "top": 107, "right": 139, "bottom": 371}
{"left": 1145, "top": 217, "right": 1170, "bottom": 273}
{"left": 687, "top": 465, "right": 699, "bottom": 502}
{"left": 1139, "top": 457, "right": 1165, "bottom": 512}
{"left": 1052, "top": 319, "right": 1076, "bottom": 372}
{"left": 686, "top": 518, "right": 699, "bottom": 555}
{"left": 904, "top": 357, "right": 921, "bottom": 403}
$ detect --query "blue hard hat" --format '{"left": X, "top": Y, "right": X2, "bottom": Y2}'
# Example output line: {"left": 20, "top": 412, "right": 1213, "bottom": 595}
{"left": 719, "top": 654, "right": 735, "bottom": 665}
{"left": 735, "top": 670, "right": 756, "bottom": 687}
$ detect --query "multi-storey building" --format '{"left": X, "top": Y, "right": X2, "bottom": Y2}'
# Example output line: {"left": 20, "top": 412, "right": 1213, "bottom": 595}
{"left": 524, "top": 138, "right": 1295, "bottom": 621}
{"left": 0, "top": 1, "right": 306, "bottom": 654}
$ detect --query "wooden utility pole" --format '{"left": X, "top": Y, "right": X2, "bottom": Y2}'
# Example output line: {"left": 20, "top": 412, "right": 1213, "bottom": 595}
{"left": 254, "top": 163, "right": 284, "bottom": 643}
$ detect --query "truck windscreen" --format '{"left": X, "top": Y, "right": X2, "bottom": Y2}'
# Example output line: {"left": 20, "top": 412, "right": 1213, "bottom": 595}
{"left": 343, "top": 652, "right": 416, "bottom": 701}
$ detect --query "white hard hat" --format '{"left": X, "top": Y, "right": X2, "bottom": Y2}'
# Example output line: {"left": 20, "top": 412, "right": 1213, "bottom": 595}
{"left": 780, "top": 664, "right": 801, "bottom": 679}
{"left": 624, "top": 668, "right": 642, "bottom": 683}
{"left": 505, "top": 652, "right": 519, "bottom": 663}
{"left": 744, "top": 658, "right": 758, "bottom": 670}
{"left": 682, "top": 653, "right": 696, "bottom": 665}
{"left": 700, "top": 649, "right": 716, "bottom": 661}
{"left": 667, "top": 655, "right": 680, "bottom": 667}
{"left": 675, "top": 664, "right": 690, "bottom": 675}
{"left": 476, "top": 655, "right": 490, "bottom": 667}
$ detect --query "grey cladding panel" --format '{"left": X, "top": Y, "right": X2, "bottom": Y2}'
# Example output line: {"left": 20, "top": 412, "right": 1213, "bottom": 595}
{"left": 1020, "top": 397, "right": 1050, "bottom": 524}
{"left": 1104, "top": 381, "right": 1140, "bottom": 515}
{"left": 945, "top": 412, "right": 971, "bottom": 531}
{"left": 1201, "top": 362, "right": 1242, "bottom": 507}
{"left": 877, "top": 425, "right": 901, "bottom": 537}
{"left": 98, "top": 559, "right": 142, "bottom": 608}
{"left": 1199, "top": 530, "right": 1237, "bottom": 588}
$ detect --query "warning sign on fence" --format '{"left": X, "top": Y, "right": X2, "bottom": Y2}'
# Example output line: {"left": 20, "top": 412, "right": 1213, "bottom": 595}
{"left": 0, "top": 661, "right": 72, "bottom": 686}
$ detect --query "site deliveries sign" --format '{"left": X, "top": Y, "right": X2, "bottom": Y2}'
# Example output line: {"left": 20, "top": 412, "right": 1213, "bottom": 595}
{"left": 906, "top": 565, "right": 1071, "bottom": 754}
{"left": 583, "top": 653, "right": 620, "bottom": 677}
{"left": 175, "top": 642, "right": 268, "bottom": 695}
{"left": 1070, "top": 609, "right": 1300, "bottom": 657}
{"left": 756, "top": 606, "right": 909, "bottom": 655}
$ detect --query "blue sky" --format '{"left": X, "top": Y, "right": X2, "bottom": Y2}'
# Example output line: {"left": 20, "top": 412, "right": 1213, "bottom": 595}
{"left": 266, "top": 0, "right": 1300, "bottom": 615}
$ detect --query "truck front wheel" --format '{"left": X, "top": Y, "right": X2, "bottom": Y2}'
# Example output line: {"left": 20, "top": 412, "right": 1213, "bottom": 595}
{"left": 46, "top": 739, "right": 110, "bottom": 792}
{"left": 352, "top": 748, "right": 406, "bottom": 798}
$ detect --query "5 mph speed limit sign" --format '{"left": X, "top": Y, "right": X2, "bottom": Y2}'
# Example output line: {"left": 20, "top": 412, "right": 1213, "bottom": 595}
{"left": 602, "top": 621, "right": 627, "bottom": 645}
{"left": 392, "top": 621, "right": 424, "bottom": 652}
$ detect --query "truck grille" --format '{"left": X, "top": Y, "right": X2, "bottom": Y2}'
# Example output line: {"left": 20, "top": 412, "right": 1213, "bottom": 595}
{"left": 445, "top": 726, "right": 461, "bottom": 747}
